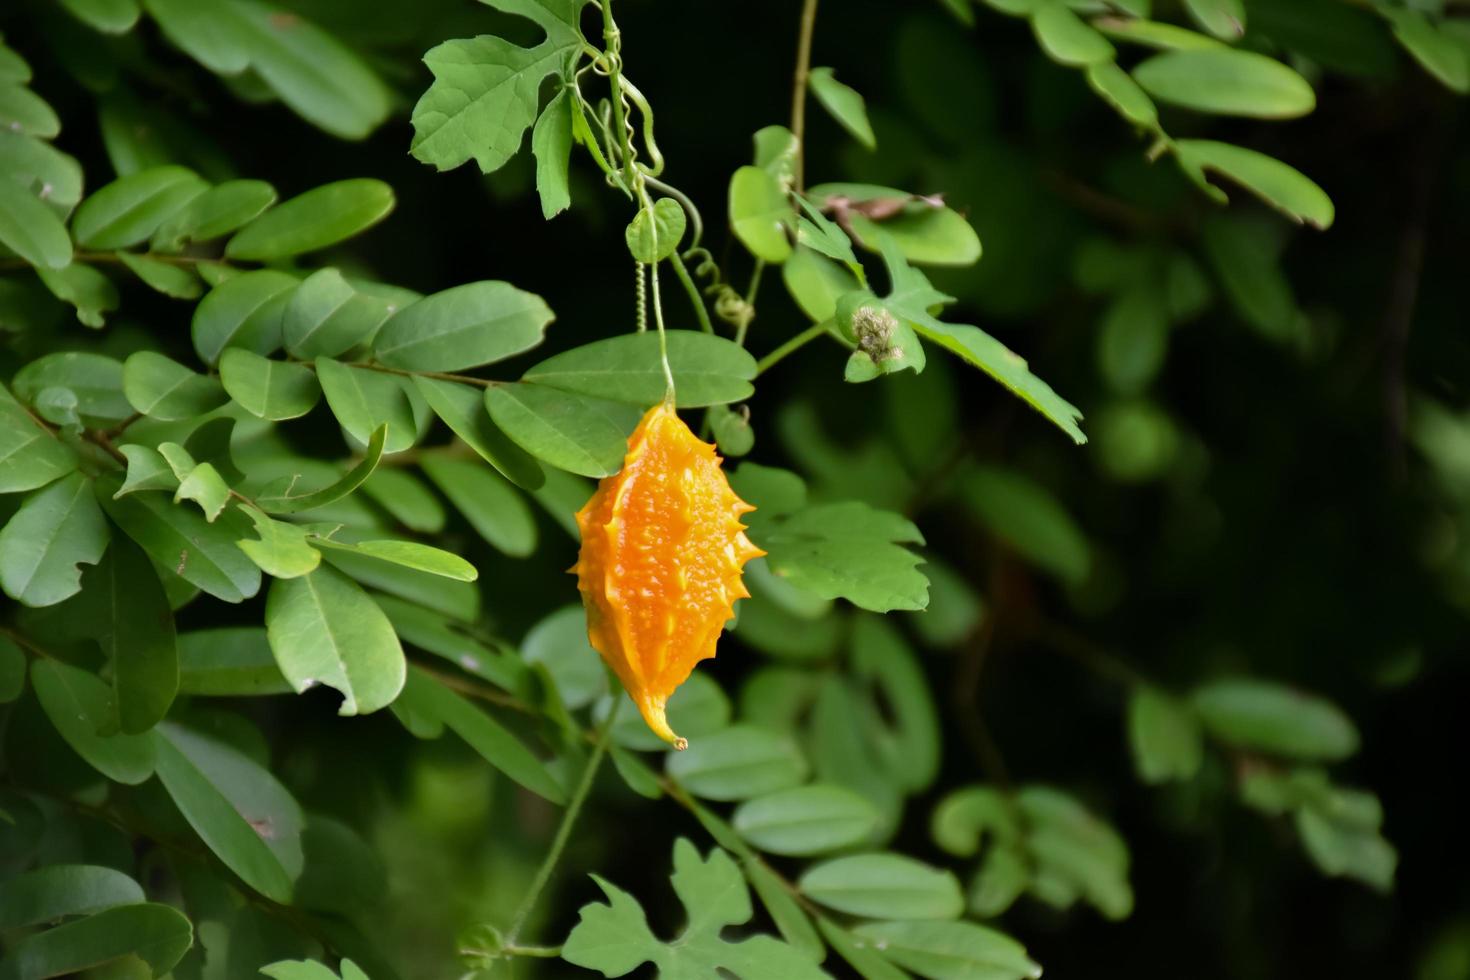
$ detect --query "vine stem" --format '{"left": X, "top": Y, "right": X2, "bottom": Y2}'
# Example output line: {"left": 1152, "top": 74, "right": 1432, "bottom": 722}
{"left": 504, "top": 699, "right": 621, "bottom": 946}
{"left": 790, "top": 0, "right": 820, "bottom": 193}
{"left": 669, "top": 252, "right": 713, "bottom": 333}
{"left": 755, "top": 321, "right": 831, "bottom": 375}
{"left": 651, "top": 258, "right": 676, "bottom": 398}
{"left": 598, "top": 0, "right": 638, "bottom": 190}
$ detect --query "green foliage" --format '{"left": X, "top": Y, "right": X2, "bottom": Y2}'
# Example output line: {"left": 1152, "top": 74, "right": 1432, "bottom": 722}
{"left": 0, "top": 0, "right": 1438, "bottom": 975}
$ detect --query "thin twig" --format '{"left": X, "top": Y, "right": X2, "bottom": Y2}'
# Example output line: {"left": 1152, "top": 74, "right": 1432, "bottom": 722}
{"left": 790, "top": 0, "right": 820, "bottom": 193}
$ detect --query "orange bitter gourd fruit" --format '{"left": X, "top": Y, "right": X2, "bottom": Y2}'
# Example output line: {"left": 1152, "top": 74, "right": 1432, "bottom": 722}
{"left": 573, "top": 401, "right": 763, "bottom": 749}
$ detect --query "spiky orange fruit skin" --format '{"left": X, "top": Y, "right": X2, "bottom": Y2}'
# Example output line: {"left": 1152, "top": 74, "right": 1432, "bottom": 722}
{"left": 573, "top": 401, "right": 763, "bottom": 749}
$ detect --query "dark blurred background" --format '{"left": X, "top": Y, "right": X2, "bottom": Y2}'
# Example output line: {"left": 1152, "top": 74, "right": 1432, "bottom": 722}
{"left": 6, "top": 0, "right": 1470, "bottom": 976}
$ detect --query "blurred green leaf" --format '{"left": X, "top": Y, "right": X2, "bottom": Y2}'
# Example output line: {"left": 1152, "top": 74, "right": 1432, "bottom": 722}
{"left": 809, "top": 68, "right": 876, "bottom": 149}
{"left": 419, "top": 455, "right": 536, "bottom": 557}
{"left": 87, "top": 534, "right": 178, "bottom": 733}
{"left": 153, "top": 721, "right": 302, "bottom": 903}
{"left": 0, "top": 864, "right": 144, "bottom": 930}
{"left": 1192, "top": 677, "right": 1359, "bottom": 760}
{"left": 178, "top": 626, "right": 293, "bottom": 695}
{"left": 1174, "top": 139, "right": 1334, "bottom": 229}
{"left": 359, "top": 467, "right": 445, "bottom": 534}
{"left": 1032, "top": 2, "right": 1115, "bottom": 67}
{"left": 1128, "top": 687, "right": 1204, "bottom": 784}
{"left": 800, "top": 853, "right": 964, "bottom": 919}
{"left": 0, "top": 902, "right": 192, "bottom": 980}
{"left": 0, "top": 179, "right": 73, "bottom": 270}
{"left": 1183, "top": 0, "right": 1246, "bottom": 40}
{"left": 733, "top": 784, "right": 880, "bottom": 856}
{"left": 521, "top": 605, "right": 606, "bottom": 710}
{"left": 667, "top": 724, "right": 808, "bottom": 801}
{"left": 115, "top": 252, "right": 202, "bottom": 300}
{"left": 961, "top": 465, "right": 1091, "bottom": 584}
{"left": 852, "top": 919, "right": 1041, "bottom": 980}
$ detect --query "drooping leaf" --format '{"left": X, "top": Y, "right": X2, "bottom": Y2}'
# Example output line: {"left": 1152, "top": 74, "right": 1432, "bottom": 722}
{"left": 1192, "top": 677, "right": 1359, "bottom": 760}
{"left": 264, "top": 562, "right": 406, "bottom": 715}
{"left": 316, "top": 359, "right": 419, "bottom": 455}
{"left": 36, "top": 263, "right": 120, "bottom": 327}
{"left": 255, "top": 424, "right": 385, "bottom": 514}
{"left": 1173, "top": 139, "right": 1334, "bottom": 229}
{"left": 531, "top": 86, "right": 574, "bottom": 218}
{"left": 667, "top": 725, "right": 809, "bottom": 801}
{"left": 733, "top": 784, "right": 880, "bottom": 856}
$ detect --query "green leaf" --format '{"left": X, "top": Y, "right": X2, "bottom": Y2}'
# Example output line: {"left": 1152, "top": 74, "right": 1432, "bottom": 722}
{"left": 1017, "top": 786, "right": 1133, "bottom": 919}
{"left": 115, "top": 252, "right": 203, "bottom": 300}
{"left": 809, "top": 183, "right": 981, "bottom": 267}
{"left": 1031, "top": 2, "right": 1114, "bottom": 66}
{"left": 72, "top": 166, "right": 207, "bottom": 249}
{"left": 851, "top": 616, "right": 941, "bottom": 792}
{"left": 0, "top": 178, "right": 73, "bottom": 270}
{"left": 0, "top": 82, "right": 59, "bottom": 138}
{"left": 758, "top": 501, "right": 928, "bottom": 613}
{"left": 0, "top": 472, "right": 109, "bottom": 607}
{"left": 485, "top": 382, "right": 639, "bottom": 478}
{"left": 733, "top": 784, "right": 880, "bottom": 856}
{"left": 191, "top": 269, "right": 298, "bottom": 366}
{"left": 709, "top": 403, "right": 755, "bottom": 457}
{"left": 0, "top": 902, "right": 192, "bottom": 980}
{"left": 1132, "top": 48, "right": 1315, "bottom": 118}
{"left": 667, "top": 725, "right": 808, "bottom": 801}
{"left": 626, "top": 197, "right": 687, "bottom": 263}
{"left": 729, "top": 165, "right": 795, "bottom": 263}
{"left": 0, "top": 865, "right": 145, "bottom": 931}
{"left": 852, "top": 920, "right": 1041, "bottom": 980}
{"left": 0, "top": 383, "right": 77, "bottom": 494}
{"left": 1085, "top": 61, "right": 1159, "bottom": 128}
{"left": 531, "top": 87, "right": 574, "bottom": 219}
{"left": 316, "top": 359, "right": 419, "bottom": 454}
{"left": 373, "top": 280, "right": 553, "bottom": 372}
{"left": 88, "top": 534, "right": 179, "bottom": 733}
{"left": 409, "top": 1, "right": 586, "bottom": 174}
{"left": 235, "top": 504, "right": 321, "bottom": 578}
{"left": 152, "top": 721, "right": 302, "bottom": 903}
{"left": 753, "top": 124, "right": 799, "bottom": 188}
{"left": 961, "top": 465, "right": 1091, "bottom": 584}
{"left": 522, "top": 331, "right": 757, "bottom": 409}
{"left": 0, "top": 130, "right": 83, "bottom": 215}
{"left": 154, "top": 178, "right": 277, "bottom": 246}
{"left": 1128, "top": 687, "right": 1204, "bottom": 784}
{"left": 1191, "top": 677, "right": 1359, "bottom": 760}
{"left": 1381, "top": 8, "right": 1468, "bottom": 92}
{"left": 562, "top": 838, "right": 828, "bottom": 979}
{"left": 225, "top": 178, "right": 393, "bottom": 260}
{"left": 931, "top": 786, "right": 1020, "bottom": 858}
{"left": 783, "top": 248, "right": 860, "bottom": 323}
{"left": 179, "top": 627, "right": 293, "bottom": 695}
{"left": 122, "top": 351, "right": 226, "bottom": 421}
{"left": 99, "top": 476, "right": 263, "bottom": 603}
{"left": 1173, "top": 139, "right": 1334, "bottom": 229}
{"left": 818, "top": 917, "right": 909, "bottom": 980}
{"left": 35, "top": 263, "right": 118, "bottom": 328}
{"left": 256, "top": 425, "right": 385, "bottom": 514}
{"left": 1094, "top": 16, "right": 1225, "bottom": 51}
{"left": 1296, "top": 788, "right": 1397, "bottom": 891}
{"left": 808, "top": 67, "right": 875, "bottom": 149}
{"left": 265, "top": 563, "right": 406, "bottom": 715}
{"left": 310, "top": 533, "right": 478, "bottom": 582}
{"left": 1097, "top": 283, "right": 1168, "bottom": 394}
{"left": 13, "top": 353, "right": 130, "bottom": 427}
{"left": 219, "top": 349, "right": 320, "bottom": 421}
{"left": 112, "top": 447, "right": 174, "bottom": 498}
{"left": 800, "top": 853, "right": 964, "bottom": 920}
{"left": 281, "top": 267, "right": 400, "bottom": 360}
{"left": 1183, "top": 0, "right": 1246, "bottom": 40}
{"left": 418, "top": 455, "right": 535, "bottom": 557}
{"left": 521, "top": 605, "right": 607, "bottom": 710}
{"left": 395, "top": 667, "right": 565, "bottom": 804}
{"left": 413, "top": 377, "right": 544, "bottom": 489}
{"left": 261, "top": 959, "right": 371, "bottom": 980}
{"left": 30, "top": 660, "right": 155, "bottom": 784}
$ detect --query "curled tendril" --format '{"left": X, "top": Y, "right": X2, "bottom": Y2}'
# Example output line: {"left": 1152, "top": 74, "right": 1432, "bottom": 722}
{"left": 619, "top": 77, "right": 664, "bottom": 177}
{"left": 635, "top": 261, "right": 649, "bottom": 333}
